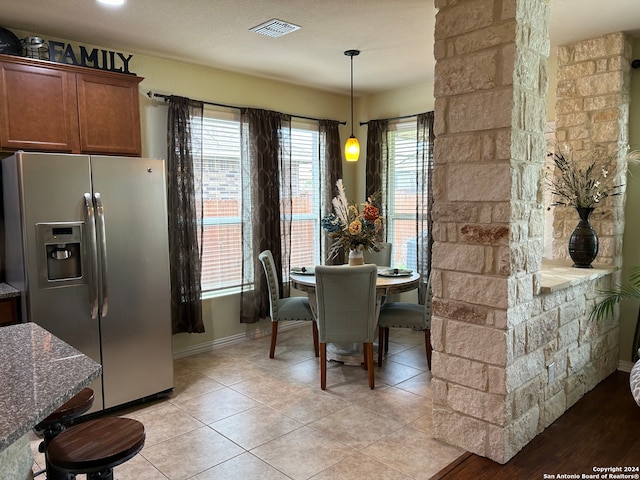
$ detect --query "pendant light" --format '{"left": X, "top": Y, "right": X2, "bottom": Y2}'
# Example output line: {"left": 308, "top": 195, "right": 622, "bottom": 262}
{"left": 344, "top": 49, "right": 360, "bottom": 162}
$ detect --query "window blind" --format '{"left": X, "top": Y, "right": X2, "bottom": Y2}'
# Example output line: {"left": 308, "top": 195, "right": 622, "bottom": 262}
{"left": 386, "top": 119, "right": 428, "bottom": 269}
{"left": 192, "top": 109, "right": 321, "bottom": 293}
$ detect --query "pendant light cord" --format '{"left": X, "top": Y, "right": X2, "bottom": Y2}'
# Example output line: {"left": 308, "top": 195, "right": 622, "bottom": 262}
{"left": 350, "top": 54, "right": 354, "bottom": 136}
{"left": 343, "top": 49, "right": 361, "bottom": 162}
{"left": 344, "top": 50, "right": 360, "bottom": 137}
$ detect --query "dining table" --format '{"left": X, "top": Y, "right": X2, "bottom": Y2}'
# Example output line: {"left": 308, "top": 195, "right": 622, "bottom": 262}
{"left": 289, "top": 265, "right": 420, "bottom": 365}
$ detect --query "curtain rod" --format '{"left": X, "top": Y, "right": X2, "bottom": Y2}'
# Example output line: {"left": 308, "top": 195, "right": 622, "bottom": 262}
{"left": 147, "top": 91, "right": 346, "bottom": 125}
{"left": 360, "top": 112, "right": 423, "bottom": 125}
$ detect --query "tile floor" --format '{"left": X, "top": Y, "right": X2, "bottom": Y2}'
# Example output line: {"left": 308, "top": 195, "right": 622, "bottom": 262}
{"left": 30, "top": 324, "right": 466, "bottom": 480}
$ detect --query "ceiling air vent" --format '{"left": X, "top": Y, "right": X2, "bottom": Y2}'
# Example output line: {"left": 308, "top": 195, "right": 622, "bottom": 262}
{"left": 249, "top": 19, "right": 301, "bottom": 38}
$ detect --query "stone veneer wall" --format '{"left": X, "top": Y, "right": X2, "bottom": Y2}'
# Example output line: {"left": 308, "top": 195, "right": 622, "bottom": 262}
{"left": 431, "top": 0, "right": 623, "bottom": 464}
{"left": 552, "top": 32, "right": 632, "bottom": 267}
{"left": 431, "top": 0, "right": 550, "bottom": 463}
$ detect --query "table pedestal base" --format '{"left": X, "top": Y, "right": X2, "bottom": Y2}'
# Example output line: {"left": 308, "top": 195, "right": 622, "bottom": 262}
{"left": 327, "top": 343, "right": 364, "bottom": 366}
{"left": 326, "top": 342, "right": 381, "bottom": 366}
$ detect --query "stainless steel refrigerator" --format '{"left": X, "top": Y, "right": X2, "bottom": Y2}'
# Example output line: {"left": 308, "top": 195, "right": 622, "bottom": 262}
{"left": 2, "top": 151, "right": 173, "bottom": 412}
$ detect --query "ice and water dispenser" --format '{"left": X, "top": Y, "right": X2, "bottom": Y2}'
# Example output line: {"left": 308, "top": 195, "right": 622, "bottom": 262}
{"left": 36, "top": 222, "right": 85, "bottom": 287}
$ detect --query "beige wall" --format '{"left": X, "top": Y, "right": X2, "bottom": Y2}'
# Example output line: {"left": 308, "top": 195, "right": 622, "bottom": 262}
{"left": 6, "top": 27, "right": 639, "bottom": 363}
{"left": 619, "top": 38, "right": 640, "bottom": 363}
{"left": 131, "top": 42, "right": 436, "bottom": 354}
{"left": 129, "top": 54, "right": 352, "bottom": 353}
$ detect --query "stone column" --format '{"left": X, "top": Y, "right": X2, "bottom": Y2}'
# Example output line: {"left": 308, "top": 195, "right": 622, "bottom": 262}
{"left": 552, "top": 33, "right": 632, "bottom": 267}
{"left": 432, "top": 0, "right": 549, "bottom": 463}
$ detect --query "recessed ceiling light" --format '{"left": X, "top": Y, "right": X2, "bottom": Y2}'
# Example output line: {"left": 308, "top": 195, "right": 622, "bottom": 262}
{"left": 97, "top": 0, "right": 125, "bottom": 6}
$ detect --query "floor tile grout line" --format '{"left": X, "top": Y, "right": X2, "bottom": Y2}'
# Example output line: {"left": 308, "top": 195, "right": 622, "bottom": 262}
{"left": 32, "top": 327, "right": 440, "bottom": 479}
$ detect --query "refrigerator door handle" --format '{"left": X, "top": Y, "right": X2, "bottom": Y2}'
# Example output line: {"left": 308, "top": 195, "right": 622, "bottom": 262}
{"left": 94, "top": 192, "right": 109, "bottom": 318}
{"left": 84, "top": 193, "right": 99, "bottom": 320}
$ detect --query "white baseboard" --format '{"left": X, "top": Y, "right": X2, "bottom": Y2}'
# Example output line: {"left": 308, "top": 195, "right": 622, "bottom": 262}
{"left": 174, "top": 327, "right": 640, "bottom": 372}
{"left": 619, "top": 359, "right": 635, "bottom": 373}
{"left": 172, "top": 321, "right": 303, "bottom": 359}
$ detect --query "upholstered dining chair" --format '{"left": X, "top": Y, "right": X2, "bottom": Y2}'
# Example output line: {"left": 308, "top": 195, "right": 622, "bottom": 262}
{"left": 315, "top": 264, "right": 378, "bottom": 389}
{"left": 363, "top": 242, "right": 392, "bottom": 266}
{"left": 377, "top": 274, "right": 433, "bottom": 370}
{"left": 363, "top": 242, "right": 397, "bottom": 303}
{"left": 259, "top": 250, "right": 318, "bottom": 359}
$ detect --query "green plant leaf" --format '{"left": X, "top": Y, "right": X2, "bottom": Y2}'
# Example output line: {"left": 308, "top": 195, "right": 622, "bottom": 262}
{"left": 590, "top": 266, "right": 640, "bottom": 322}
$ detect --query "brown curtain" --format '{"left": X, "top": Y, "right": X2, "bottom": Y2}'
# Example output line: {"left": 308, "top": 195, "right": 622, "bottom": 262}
{"left": 319, "top": 120, "right": 344, "bottom": 265}
{"left": 166, "top": 96, "right": 205, "bottom": 334}
{"left": 365, "top": 119, "right": 389, "bottom": 202}
{"left": 239, "top": 108, "right": 292, "bottom": 323}
{"left": 366, "top": 119, "right": 390, "bottom": 245}
{"left": 416, "top": 112, "right": 435, "bottom": 303}
{"left": 368, "top": 113, "right": 434, "bottom": 303}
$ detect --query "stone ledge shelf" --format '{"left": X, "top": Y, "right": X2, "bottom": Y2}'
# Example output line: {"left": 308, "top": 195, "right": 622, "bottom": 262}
{"left": 539, "top": 258, "right": 617, "bottom": 293}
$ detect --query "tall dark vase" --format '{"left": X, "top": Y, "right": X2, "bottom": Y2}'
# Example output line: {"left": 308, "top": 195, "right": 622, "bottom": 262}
{"left": 568, "top": 207, "right": 598, "bottom": 268}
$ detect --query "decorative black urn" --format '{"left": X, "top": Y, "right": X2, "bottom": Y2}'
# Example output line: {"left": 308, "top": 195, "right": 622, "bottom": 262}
{"left": 568, "top": 207, "right": 599, "bottom": 268}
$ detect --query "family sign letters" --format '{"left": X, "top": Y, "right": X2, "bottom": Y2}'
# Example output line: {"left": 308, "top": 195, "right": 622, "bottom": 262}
{"left": 48, "top": 40, "right": 135, "bottom": 75}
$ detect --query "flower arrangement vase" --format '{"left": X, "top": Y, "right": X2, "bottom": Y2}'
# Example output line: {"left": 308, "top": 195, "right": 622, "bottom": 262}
{"left": 568, "top": 207, "right": 598, "bottom": 268}
{"left": 348, "top": 249, "right": 364, "bottom": 266}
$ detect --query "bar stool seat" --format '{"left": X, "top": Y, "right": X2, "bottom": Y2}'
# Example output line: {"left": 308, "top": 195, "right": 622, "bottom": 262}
{"left": 33, "top": 388, "right": 94, "bottom": 479}
{"left": 37, "top": 388, "right": 94, "bottom": 434}
{"left": 47, "top": 417, "right": 145, "bottom": 480}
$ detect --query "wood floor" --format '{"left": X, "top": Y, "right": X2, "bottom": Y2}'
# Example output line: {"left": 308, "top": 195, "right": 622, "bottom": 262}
{"left": 432, "top": 370, "right": 640, "bottom": 480}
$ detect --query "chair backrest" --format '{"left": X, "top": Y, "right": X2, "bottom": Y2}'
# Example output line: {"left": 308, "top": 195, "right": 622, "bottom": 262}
{"left": 424, "top": 273, "right": 433, "bottom": 330}
{"left": 363, "top": 242, "right": 392, "bottom": 266}
{"left": 258, "top": 250, "right": 280, "bottom": 319}
{"left": 315, "top": 264, "right": 378, "bottom": 343}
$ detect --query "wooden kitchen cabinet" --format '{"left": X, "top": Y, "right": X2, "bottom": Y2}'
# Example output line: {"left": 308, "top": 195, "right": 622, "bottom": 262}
{"left": 0, "top": 59, "right": 80, "bottom": 152}
{"left": 76, "top": 72, "right": 142, "bottom": 155}
{"left": 0, "top": 54, "right": 142, "bottom": 156}
{"left": 0, "top": 283, "right": 20, "bottom": 327}
{"left": 0, "top": 297, "right": 19, "bottom": 326}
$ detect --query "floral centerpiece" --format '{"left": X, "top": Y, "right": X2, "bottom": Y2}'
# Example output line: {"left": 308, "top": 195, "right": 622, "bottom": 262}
{"left": 321, "top": 179, "right": 384, "bottom": 263}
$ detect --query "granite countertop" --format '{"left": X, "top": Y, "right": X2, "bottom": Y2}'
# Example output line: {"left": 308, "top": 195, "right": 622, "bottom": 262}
{"left": 539, "top": 258, "right": 617, "bottom": 293}
{"left": 0, "top": 323, "right": 101, "bottom": 453}
{"left": 0, "top": 283, "right": 20, "bottom": 300}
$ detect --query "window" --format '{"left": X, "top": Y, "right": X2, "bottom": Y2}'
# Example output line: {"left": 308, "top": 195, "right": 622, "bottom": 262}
{"left": 286, "top": 120, "right": 321, "bottom": 269}
{"left": 194, "top": 108, "right": 321, "bottom": 295}
{"left": 193, "top": 108, "right": 245, "bottom": 294}
{"left": 384, "top": 118, "right": 430, "bottom": 270}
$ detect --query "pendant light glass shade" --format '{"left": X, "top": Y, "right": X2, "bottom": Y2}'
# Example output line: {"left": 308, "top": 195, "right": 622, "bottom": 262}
{"left": 344, "top": 50, "right": 360, "bottom": 162}
{"left": 345, "top": 135, "right": 360, "bottom": 162}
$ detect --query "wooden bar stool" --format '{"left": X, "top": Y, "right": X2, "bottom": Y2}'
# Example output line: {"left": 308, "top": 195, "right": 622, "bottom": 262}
{"left": 46, "top": 417, "right": 145, "bottom": 480}
{"left": 33, "top": 388, "right": 94, "bottom": 479}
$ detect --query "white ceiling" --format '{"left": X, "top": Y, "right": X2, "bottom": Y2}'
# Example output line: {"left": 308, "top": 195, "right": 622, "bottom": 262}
{"left": 2, "top": 0, "right": 640, "bottom": 96}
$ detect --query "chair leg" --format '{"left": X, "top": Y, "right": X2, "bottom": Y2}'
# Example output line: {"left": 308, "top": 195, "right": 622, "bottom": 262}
{"left": 377, "top": 326, "right": 385, "bottom": 367}
{"left": 320, "top": 342, "right": 327, "bottom": 390}
{"left": 312, "top": 321, "right": 319, "bottom": 357}
{"left": 365, "top": 343, "right": 375, "bottom": 389}
{"left": 269, "top": 321, "right": 278, "bottom": 358}
{"left": 363, "top": 343, "right": 369, "bottom": 370}
{"left": 425, "top": 329, "right": 432, "bottom": 370}
{"left": 384, "top": 327, "right": 390, "bottom": 354}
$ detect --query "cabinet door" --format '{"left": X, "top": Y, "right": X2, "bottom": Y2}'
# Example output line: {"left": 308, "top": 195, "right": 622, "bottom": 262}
{"left": 0, "top": 298, "right": 19, "bottom": 326}
{"left": 76, "top": 73, "right": 142, "bottom": 156}
{"left": 0, "top": 61, "right": 80, "bottom": 152}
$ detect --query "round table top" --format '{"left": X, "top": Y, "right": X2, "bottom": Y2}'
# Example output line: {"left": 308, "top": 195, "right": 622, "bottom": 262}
{"left": 290, "top": 266, "right": 420, "bottom": 296}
